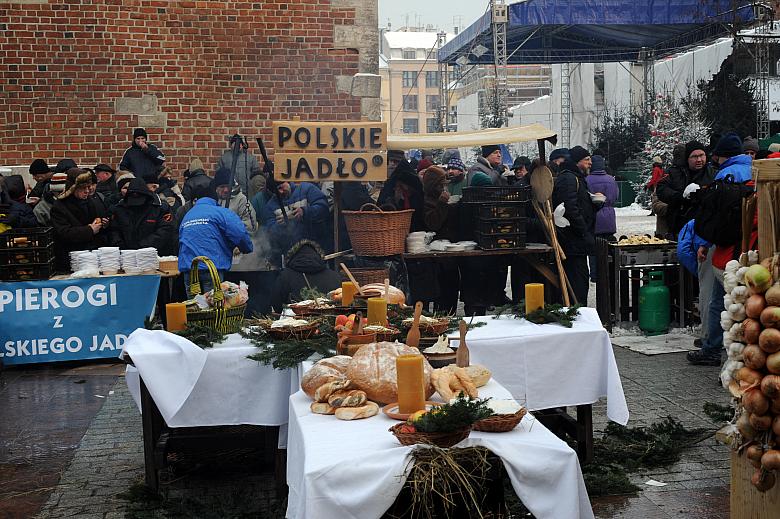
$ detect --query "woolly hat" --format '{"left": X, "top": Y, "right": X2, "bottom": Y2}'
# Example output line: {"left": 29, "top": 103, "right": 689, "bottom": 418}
{"left": 685, "top": 141, "right": 706, "bottom": 159}
{"left": 416, "top": 158, "right": 433, "bottom": 173}
{"left": 58, "top": 168, "right": 93, "bottom": 200}
{"left": 569, "top": 146, "right": 591, "bottom": 164}
{"left": 713, "top": 132, "right": 743, "bottom": 158}
{"left": 743, "top": 136, "right": 759, "bottom": 153}
{"left": 481, "top": 144, "right": 500, "bottom": 158}
{"left": 591, "top": 155, "right": 606, "bottom": 172}
{"left": 29, "top": 158, "right": 52, "bottom": 176}
{"left": 49, "top": 172, "right": 68, "bottom": 193}
{"left": 54, "top": 158, "right": 77, "bottom": 173}
{"left": 511, "top": 156, "right": 531, "bottom": 171}
{"left": 189, "top": 157, "right": 205, "bottom": 174}
{"left": 549, "top": 148, "right": 570, "bottom": 162}
{"left": 422, "top": 166, "right": 447, "bottom": 196}
{"left": 446, "top": 157, "right": 466, "bottom": 172}
{"left": 212, "top": 166, "right": 232, "bottom": 187}
{"left": 470, "top": 171, "right": 493, "bottom": 187}
{"left": 133, "top": 128, "right": 147, "bottom": 140}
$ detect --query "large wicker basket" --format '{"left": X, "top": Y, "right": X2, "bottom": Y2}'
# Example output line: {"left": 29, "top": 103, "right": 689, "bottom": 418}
{"left": 343, "top": 203, "right": 414, "bottom": 257}
{"left": 350, "top": 267, "right": 390, "bottom": 286}
{"left": 389, "top": 423, "right": 471, "bottom": 448}
{"left": 186, "top": 256, "right": 246, "bottom": 334}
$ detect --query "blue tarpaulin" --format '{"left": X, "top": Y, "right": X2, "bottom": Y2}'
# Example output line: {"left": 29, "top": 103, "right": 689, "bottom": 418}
{"left": 439, "top": 0, "right": 755, "bottom": 65}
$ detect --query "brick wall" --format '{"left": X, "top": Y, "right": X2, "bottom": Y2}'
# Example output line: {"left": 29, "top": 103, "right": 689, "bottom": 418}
{"left": 0, "top": 0, "right": 379, "bottom": 174}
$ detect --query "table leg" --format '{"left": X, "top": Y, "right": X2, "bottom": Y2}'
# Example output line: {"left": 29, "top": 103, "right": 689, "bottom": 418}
{"left": 576, "top": 405, "right": 594, "bottom": 464}
{"left": 140, "top": 378, "right": 164, "bottom": 491}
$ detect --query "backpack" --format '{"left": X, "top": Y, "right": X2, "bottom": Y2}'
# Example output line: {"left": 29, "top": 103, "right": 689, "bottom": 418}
{"left": 694, "top": 174, "right": 754, "bottom": 247}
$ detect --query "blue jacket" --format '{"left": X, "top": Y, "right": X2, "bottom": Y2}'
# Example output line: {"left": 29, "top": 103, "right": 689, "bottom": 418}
{"left": 261, "top": 182, "right": 329, "bottom": 256}
{"left": 178, "top": 198, "right": 253, "bottom": 272}
{"left": 715, "top": 154, "right": 752, "bottom": 182}
{"left": 677, "top": 219, "right": 709, "bottom": 276}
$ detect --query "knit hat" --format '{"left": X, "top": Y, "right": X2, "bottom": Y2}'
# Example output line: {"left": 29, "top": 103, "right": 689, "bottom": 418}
{"left": 713, "top": 132, "right": 743, "bottom": 158}
{"left": 94, "top": 163, "right": 116, "bottom": 175}
{"left": 49, "top": 172, "right": 68, "bottom": 193}
{"left": 446, "top": 157, "right": 466, "bottom": 172}
{"left": 189, "top": 157, "right": 205, "bottom": 174}
{"left": 743, "top": 136, "right": 759, "bottom": 153}
{"left": 29, "top": 159, "right": 52, "bottom": 176}
{"left": 422, "top": 166, "right": 447, "bottom": 196}
{"left": 54, "top": 158, "right": 77, "bottom": 173}
{"left": 133, "top": 128, "right": 147, "bottom": 140}
{"left": 685, "top": 141, "right": 706, "bottom": 159}
{"left": 212, "top": 166, "right": 232, "bottom": 188}
{"left": 549, "top": 148, "right": 569, "bottom": 162}
{"left": 569, "top": 146, "right": 591, "bottom": 164}
{"left": 591, "top": 155, "right": 606, "bottom": 172}
{"left": 511, "top": 156, "right": 531, "bottom": 171}
{"left": 58, "top": 168, "right": 94, "bottom": 200}
{"left": 416, "top": 158, "right": 433, "bottom": 173}
{"left": 470, "top": 171, "right": 493, "bottom": 187}
{"left": 481, "top": 144, "right": 500, "bottom": 158}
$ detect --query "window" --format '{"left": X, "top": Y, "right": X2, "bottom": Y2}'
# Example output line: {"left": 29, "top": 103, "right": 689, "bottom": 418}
{"left": 403, "top": 50, "right": 417, "bottom": 59}
{"left": 402, "top": 95, "right": 418, "bottom": 111}
{"left": 426, "top": 71, "right": 441, "bottom": 88}
{"left": 403, "top": 119, "right": 419, "bottom": 133}
{"left": 426, "top": 95, "right": 440, "bottom": 112}
{"left": 402, "top": 71, "right": 417, "bottom": 87}
{"left": 427, "top": 118, "right": 440, "bottom": 133}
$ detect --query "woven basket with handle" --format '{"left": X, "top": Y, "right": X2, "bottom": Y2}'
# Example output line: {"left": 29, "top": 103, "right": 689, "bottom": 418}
{"left": 342, "top": 203, "right": 414, "bottom": 257}
{"left": 186, "top": 256, "right": 246, "bottom": 334}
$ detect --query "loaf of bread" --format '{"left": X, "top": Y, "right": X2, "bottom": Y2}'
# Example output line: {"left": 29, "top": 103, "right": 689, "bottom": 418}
{"left": 444, "top": 364, "right": 491, "bottom": 388}
{"left": 314, "top": 379, "right": 351, "bottom": 402}
{"left": 310, "top": 402, "right": 337, "bottom": 415}
{"left": 301, "top": 355, "right": 352, "bottom": 399}
{"left": 346, "top": 342, "right": 434, "bottom": 405}
{"left": 335, "top": 401, "right": 379, "bottom": 420}
{"left": 328, "top": 389, "right": 367, "bottom": 408}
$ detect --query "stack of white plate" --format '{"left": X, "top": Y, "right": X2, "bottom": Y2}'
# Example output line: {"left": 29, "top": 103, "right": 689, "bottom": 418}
{"left": 136, "top": 248, "right": 159, "bottom": 273}
{"left": 406, "top": 232, "right": 428, "bottom": 253}
{"left": 97, "top": 247, "right": 120, "bottom": 274}
{"left": 70, "top": 250, "right": 99, "bottom": 273}
{"left": 429, "top": 240, "right": 451, "bottom": 251}
{"left": 121, "top": 250, "right": 140, "bottom": 274}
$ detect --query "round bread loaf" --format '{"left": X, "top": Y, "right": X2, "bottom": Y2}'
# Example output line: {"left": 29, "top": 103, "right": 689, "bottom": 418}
{"left": 301, "top": 355, "right": 352, "bottom": 399}
{"left": 346, "top": 342, "right": 434, "bottom": 404}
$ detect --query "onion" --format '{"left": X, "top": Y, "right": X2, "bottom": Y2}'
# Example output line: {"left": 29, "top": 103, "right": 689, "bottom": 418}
{"left": 761, "top": 449, "right": 780, "bottom": 471}
{"left": 743, "top": 345, "right": 768, "bottom": 370}
{"left": 761, "top": 375, "right": 780, "bottom": 399}
{"left": 761, "top": 306, "right": 780, "bottom": 329}
{"left": 738, "top": 412, "right": 758, "bottom": 440}
{"left": 746, "top": 294, "right": 768, "bottom": 319}
{"left": 767, "top": 351, "right": 780, "bottom": 374}
{"left": 774, "top": 415, "right": 780, "bottom": 436}
{"left": 750, "top": 412, "right": 773, "bottom": 431}
{"left": 746, "top": 264, "right": 773, "bottom": 294}
{"left": 752, "top": 469, "right": 776, "bottom": 492}
{"left": 743, "top": 319, "right": 763, "bottom": 344}
{"left": 759, "top": 328, "right": 780, "bottom": 353}
{"left": 747, "top": 444, "right": 765, "bottom": 468}
{"left": 767, "top": 283, "right": 780, "bottom": 306}
{"left": 772, "top": 398, "right": 780, "bottom": 414}
{"left": 737, "top": 367, "right": 764, "bottom": 386}
{"left": 743, "top": 387, "right": 770, "bottom": 415}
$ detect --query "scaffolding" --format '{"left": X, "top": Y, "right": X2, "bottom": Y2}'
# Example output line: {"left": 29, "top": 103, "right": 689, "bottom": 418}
{"left": 560, "top": 62, "right": 571, "bottom": 147}
{"left": 755, "top": 20, "right": 772, "bottom": 139}
{"left": 491, "top": 0, "right": 508, "bottom": 127}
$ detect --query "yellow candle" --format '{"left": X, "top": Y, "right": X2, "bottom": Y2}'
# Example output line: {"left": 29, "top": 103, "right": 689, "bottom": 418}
{"left": 525, "top": 283, "right": 545, "bottom": 314}
{"left": 166, "top": 303, "right": 187, "bottom": 332}
{"left": 396, "top": 354, "right": 426, "bottom": 414}
{"left": 342, "top": 281, "right": 357, "bottom": 306}
{"left": 366, "top": 296, "right": 387, "bottom": 326}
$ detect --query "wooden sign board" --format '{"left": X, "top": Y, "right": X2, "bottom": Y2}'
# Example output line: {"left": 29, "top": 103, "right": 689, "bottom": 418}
{"left": 272, "top": 121, "right": 387, "bottom": 182}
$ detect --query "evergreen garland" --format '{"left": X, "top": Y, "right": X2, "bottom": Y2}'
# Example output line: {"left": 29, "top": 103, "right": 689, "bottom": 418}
{"left": 174, "top": 323, "right": 226, "bottom": 349}
{"left": 411, "top": 394, "right": 494, "bottom": 433}
{"left": 492, "top": 302, "right": 581, "bottom": 328}
{"left": 243, "top": 320, "right": 338, "bottom": 370}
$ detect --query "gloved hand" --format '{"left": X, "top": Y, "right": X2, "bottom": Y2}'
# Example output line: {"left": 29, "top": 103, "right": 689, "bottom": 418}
{"left": 553, "top": 203, "right": 570, "bottom": 228}
{"left": 683, "top": 183, "right": 700, "bottom": 199}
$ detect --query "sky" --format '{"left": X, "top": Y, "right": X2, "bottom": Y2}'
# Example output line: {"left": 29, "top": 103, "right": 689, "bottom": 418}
{"left": 378, "top": 0, "right": 489, "bottom": 33}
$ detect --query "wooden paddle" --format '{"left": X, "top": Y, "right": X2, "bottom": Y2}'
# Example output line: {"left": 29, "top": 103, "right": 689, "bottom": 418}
{"left": 354, "top": 311, "right": 364, "bottom": 335}
{"left": 340, "top": 263, "right": 364, "bottom": 295}
{"left": 406, "top": 301, "right": 423, "bottom": 349}
{"left": 456, "top": 319, "right": 470, "bottom": 367}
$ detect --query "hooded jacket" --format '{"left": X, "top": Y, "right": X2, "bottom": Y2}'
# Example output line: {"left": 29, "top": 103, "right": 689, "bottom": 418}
{"left": 108, "top": 178, "right": 177, "bottom": 254}
{"left": 270, "top": 240, "right": 342, "bottom": 312}
{"left": 0, "top": 185, "right": 38, "bottom": 230}
{"left": 677, "top": 220, "right": 709, "bottom": 276}
{"left": 261, "top": 182, "right": 329, "bottom": 258}
{"left": 710, "top": 154, "right": 755, "bottom": 271}
{"left": 585, "top": 168, "right": 619, "bottom": 235}
{"left": 377, "top": 160, "right": 425, "bottom": 232}
{"left": 551, "top": 159, "right": 596, "bottom": 256}
{"left": 119, "top": 141, "right": 166, "bottom": 182}
{"left": 181, "top": 160, "right": 212, "bottom": 202}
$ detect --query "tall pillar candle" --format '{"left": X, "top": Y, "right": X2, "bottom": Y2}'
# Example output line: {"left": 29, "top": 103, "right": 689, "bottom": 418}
{"left": 166, "top": 303, "right": 187, "bottom": 332}
{"left": 396, "top": 354, "right": 426, "bottom": 414}
{"left": 342, "top": 281, "right": 357, "bottom": 306}
{"left": 525, "top": 283, "right": 545, "bottom": 314}
{"left": 367, "top": 296, "right": 388, "bottom": 326}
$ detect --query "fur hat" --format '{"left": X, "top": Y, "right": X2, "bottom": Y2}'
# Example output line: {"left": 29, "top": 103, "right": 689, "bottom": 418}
{"left": 422, "top": 166, "right": 447, "bottom": 196}
{"left": 481, "top": 144, "right": 500, "bottom": 158}
{"left": 58, "top": 168, "right": 94, "bottom": 200}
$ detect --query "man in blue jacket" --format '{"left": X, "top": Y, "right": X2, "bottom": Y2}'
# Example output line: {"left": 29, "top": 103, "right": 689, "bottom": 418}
{"left": 179, "top": 184, "right": 253, "bottom": 294}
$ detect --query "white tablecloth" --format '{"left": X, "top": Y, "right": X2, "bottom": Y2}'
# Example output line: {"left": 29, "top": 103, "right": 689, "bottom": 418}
{"left": 448, "top": 307, "right": 629, "bottom": 425}
{"left": 124, "top": 329, "right": 297, "bottom": 432}
{"left": 286, "top": 379, "right": 594, "bottom": 519}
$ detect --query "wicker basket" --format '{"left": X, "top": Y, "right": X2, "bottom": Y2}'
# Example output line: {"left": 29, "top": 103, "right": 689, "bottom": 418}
{"left": 389, "top": 423, "right": 471, "bottom": 448}
{"left": 264, "top": 322, "right": 319, "bottom": 341}
{"left": 350, "top": 267, "right": 390, "bottom": 286}
{"left": 402, "top": 318, "right": 450, "bottom": 336}
{"left": 343, "top": 203, "right": 414, "bottom": 257}
{"left": 473, "top": 409, "right": 527, "bottom": 433}
{"left": 186, "top": 257, "right": 246, "bottom": 334}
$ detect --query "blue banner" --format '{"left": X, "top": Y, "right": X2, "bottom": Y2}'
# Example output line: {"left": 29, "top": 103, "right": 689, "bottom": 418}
{"left": 0, "top": 275, "right": 160, "bottom": 365}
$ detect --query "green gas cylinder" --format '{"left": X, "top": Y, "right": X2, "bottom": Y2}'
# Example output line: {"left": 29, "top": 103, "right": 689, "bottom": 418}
{"left": 638, "top": 271, "right": 670, "bottom": 336}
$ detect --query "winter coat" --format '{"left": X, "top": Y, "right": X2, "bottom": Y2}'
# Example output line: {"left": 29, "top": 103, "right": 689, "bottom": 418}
{"left": 218, "top": 185, "right": 257, "bottom": 233}
{"left": 423, "top": 195, "right": 458, "bottom": 241}
{"left": 377, "top": 160, "right": 425, "bottom": 232}
{"left": 178, "top": 197, "right": 253, "bottom": 272}
{"left": 96, "top": 177, "right": 118, "bottom": 198}
{"left": 108, "top": 186, "right": 176, "bottom": 255}
{"left": 217, "top": 148, "right": 261, "bottom": 197}
{"left": 5, "top": 197, "right": 38, "bottom": 229}
{"left": 30, "top": 179, "right": 48, "bottom": 199}
{"left": 466, "top": 156, "right": 508, "bottom": 186}
{"left": 656, "top": 162, "right": 715, "bottom": 235}
{"left": 50, "top": 195, "right": 109, "bottom": 270}
{"left": 714, "top": 154, "right": 752, "bottom": 183}
{"left": 270, "top": 241, "right": 342, "bottom": 312}
{"left": 33, "top": 187, "right": 58, "bottom": 226}
{"left": 677, "top": 220, "right": 709, "bottom": 276}
{"left": 646, "top": 165, "right": 666, "bottom": 189}
{"left": 181, "top": 169, "right": 212, "bottom": 202}
{"left": 585, "top": 169, "right": 619, "bottom": 235}
{"left": 119, "top": 142, "right": 166, "bottom": 181}
{"left": 551, "top": 160, "right": 596, "bottom": 256}
{"left": 261, "top": 182, "right": 330, "bottom": 257}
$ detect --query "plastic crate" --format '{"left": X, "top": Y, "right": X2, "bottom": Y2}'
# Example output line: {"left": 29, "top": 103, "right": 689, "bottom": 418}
{"left": 476, "top": 232, "right": 527, "bottom": 250}
{"left": 476, "top": 217, "right": 527, "bottom": 235}
{"left": 473, "top": 202, "right": 527, "bottom": 219}
{"left": 0, "top": 261, "right": 55, "bottom": 281}
{"left": 0, "top": 227, "right": 54, "bottom": 249}
{"left": 462, "top": 186, "right": 531, "bottom": 203}
{"left": 0, "top": 244, "right": 54, "bottom": 266}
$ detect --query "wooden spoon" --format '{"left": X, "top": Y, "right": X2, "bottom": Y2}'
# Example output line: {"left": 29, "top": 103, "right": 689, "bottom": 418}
{"left": 406, "top": 301, "right": 423, "bottom": 349}
{"left": 456, "top": 320, "right": 470, "bottom": 367}
{"left": 354, "top": 311, "right": 364, "bottom": 335}
{"left": 384, "top": 278, "right": 390, "bottom": 300}
{"left": 340, "top": 264, "right": 364, "bottom": 295}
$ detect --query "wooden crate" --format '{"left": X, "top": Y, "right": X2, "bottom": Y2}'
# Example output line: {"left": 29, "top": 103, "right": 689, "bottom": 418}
{"left": 753, "top": 159, "right": 780, "bottom": 261}
{"left": 730, "top": 449, "right": 780, "bottom": 519}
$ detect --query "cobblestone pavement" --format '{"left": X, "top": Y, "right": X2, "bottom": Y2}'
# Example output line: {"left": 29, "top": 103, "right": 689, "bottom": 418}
{"left": 23, "top": 343, "right": 732, "bottom": 519}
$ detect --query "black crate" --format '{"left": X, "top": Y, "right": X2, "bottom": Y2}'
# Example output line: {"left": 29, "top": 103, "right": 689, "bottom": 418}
{"left": 462, "top": 186, "right": 531, "bottom": 203}
{"left": 477, "top": 217, "right": 527, "bottom": 235}
{"left": 1, "top": 227, "right": 54, "bottom": 249}
{"left": 473, "top": 202, "right": 527, "bottom": 219}
{"left": 0, "top": 244, "right": 54, "bottom": 266}
{"left": 0, "top": 261, "right": 55, "bottom": 281}
{"left": 476, "top": 232, "right": 527, "bottom": 250}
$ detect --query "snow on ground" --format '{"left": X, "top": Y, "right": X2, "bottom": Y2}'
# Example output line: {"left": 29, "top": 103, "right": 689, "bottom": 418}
{"left": 615, "top": 205, "right": 656, "bottom": 238}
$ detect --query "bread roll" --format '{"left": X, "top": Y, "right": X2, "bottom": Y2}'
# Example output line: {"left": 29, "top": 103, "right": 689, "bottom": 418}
{"left": 328, "top": 389, "right": 367, "bottom": 408}
{"left": 310, "top": 402, "right": 336, "bottom": 415}
{"left": 445, "top": 364, "right": 491, "bottom": 388}
{"left": 335, "top": 401, "right": 379, "bottom": 420}
{"left": 346, "top": 342, "right": 434, "bottom": 405}
{"left": 360, "top": 284, "right": 406, "bottom": 305}
{"left": 314, "top": 379, "right": 351, "bottom": 402}
{"left": 301, "top": 355, "right": 352, "bottom": 399}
